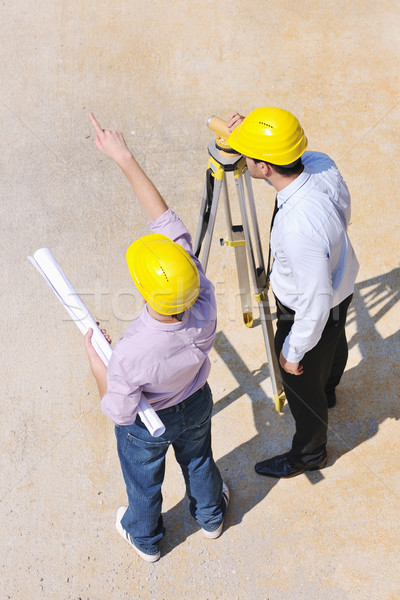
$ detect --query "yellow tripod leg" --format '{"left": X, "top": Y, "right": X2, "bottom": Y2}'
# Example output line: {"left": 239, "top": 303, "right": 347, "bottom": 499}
{"left": 274, "top": 389, "right": 286, "bottom": 413}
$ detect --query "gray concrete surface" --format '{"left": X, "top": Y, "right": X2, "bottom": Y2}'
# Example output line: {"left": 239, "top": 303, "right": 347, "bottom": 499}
{"left": 1, "top": 1, "right": 400, "bottom": 599}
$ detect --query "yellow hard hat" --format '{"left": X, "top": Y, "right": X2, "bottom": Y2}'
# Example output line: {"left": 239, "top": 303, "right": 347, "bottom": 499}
{"left": 228, "top": 107, "right": 308, "bottom": 165}
{"left": 126, "top": 234, "right": 200, "bottom": 315}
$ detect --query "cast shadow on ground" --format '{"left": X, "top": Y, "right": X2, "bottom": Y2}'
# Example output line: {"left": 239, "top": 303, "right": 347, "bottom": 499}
{"left": 162, "top": 334, "right": 288, "bottom": 556}
{"left": 162, "top": 268, "right": 400, "bottom": 555}
{"left": 327, "top": 267, "right": 400, "bottom": 461}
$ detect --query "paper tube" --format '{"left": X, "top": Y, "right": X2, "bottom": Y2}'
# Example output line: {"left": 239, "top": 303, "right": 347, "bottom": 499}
{"left": 28, "top": 248, "right": 165, "bottom": 437}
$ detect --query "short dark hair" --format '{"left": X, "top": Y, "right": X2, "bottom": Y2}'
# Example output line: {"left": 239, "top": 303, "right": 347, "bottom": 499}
{"left": 253, "top": 157, "right": 303, "bottom": 177}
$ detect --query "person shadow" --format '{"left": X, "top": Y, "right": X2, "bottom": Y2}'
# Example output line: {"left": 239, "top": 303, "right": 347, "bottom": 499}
{"left": 161, "top": 267, "right": 400, "bottom": 555}
{"left": 162, "top": 340, "right": 282, "bottom": 556}
{"left": 326, "top": 267, "right": 400, "bottom": 462}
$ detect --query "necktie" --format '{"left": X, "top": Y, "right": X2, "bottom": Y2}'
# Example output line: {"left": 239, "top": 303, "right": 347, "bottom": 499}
{"left": 267, "top": 196, "right": 279, "bottom": 281}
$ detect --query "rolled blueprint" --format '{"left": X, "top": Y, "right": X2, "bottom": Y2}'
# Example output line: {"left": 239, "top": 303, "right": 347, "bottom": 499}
{"left": 28, "top": 248, "right": 165, "bottom": 437}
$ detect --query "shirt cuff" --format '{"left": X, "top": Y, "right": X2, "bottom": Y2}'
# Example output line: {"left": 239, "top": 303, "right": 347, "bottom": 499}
{"left": 282, "top": 338, "right": 305, "bottom": 364}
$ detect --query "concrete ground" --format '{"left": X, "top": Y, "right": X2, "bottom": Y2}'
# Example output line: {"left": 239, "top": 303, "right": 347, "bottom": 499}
{"left": 1, "top": 1, "right": 399, "bottom": 599}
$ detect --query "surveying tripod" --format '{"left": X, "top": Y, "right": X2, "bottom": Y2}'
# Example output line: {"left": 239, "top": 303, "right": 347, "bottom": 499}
{"left": 193, "top": 117, "right": 286, "bottom": 412}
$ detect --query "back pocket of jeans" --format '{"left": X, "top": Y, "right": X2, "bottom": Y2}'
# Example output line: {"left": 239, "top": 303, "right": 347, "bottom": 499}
{"left": 123, "top": 432, "right": 170, "bottom": 465}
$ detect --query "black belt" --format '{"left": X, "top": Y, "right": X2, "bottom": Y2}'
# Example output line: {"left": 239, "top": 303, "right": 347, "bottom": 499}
{"left": 275, "top": 294, "right": 353, "bottom": 322}
{"left": 275, "top": 297, "right": 295, "bottom": 316}
{"left": 156, "top": 384, "right": 206, "bottom": 416}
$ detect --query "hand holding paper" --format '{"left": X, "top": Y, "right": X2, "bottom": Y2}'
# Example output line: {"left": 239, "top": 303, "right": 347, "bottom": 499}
{"left": 84, "top": 328, "right": 108, "bottom": 398}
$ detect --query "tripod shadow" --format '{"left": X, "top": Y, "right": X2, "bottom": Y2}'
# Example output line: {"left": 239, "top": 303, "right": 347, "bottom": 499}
{"left": 327, "top": 267, "right": 400, "bottom": 461}
{"left": 162, "top": 268, "right": 400, "bottom": 555}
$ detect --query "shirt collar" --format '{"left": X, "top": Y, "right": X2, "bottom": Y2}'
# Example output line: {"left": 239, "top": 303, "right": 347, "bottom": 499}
{"left": 276, "top": 167, "right": 311, "bottom": 208}
{"left": 140, "top": 303, "right": 188, "bottom": 331}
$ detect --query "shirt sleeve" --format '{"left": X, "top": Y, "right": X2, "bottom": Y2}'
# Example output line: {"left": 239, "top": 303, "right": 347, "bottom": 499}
{"left": 101, "top": 352, "right": 143, "bottom": 425}
{"left": 148, "top": 208, "right": 205, "bottom": 274}
{"left": 281, "top": 232, "right": 333, "bottom": 363}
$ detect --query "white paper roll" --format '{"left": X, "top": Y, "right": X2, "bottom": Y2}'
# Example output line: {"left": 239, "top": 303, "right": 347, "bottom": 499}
{"left": 28, "top": 248, "right": 165, "bottom": 437}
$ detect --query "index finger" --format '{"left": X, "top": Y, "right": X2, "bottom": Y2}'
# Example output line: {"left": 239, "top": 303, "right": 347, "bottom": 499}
{"left": 89, "top": 112, "right": 103, "bottom": 135}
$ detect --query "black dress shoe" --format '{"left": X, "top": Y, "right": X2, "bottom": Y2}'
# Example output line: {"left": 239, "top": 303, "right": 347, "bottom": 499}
{"left": 255, "top": 452, "right": 327, "bottom": 478}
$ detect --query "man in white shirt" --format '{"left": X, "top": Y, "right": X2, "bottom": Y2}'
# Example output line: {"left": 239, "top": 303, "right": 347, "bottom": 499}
{"left": 227, "top": 107, "right": 359, "bottom": 478}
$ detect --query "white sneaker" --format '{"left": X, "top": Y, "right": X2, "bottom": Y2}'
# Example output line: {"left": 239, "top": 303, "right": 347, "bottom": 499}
{"left": 202, "top": 482, "right": 230, "bottom": 539}
{"left": 115, "top": 506, "right": 160, "bottom": 562}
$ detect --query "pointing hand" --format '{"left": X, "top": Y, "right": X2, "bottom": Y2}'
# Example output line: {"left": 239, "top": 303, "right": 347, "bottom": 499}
{"left": 89, "top": 112, "right": 132, "bottom": 165}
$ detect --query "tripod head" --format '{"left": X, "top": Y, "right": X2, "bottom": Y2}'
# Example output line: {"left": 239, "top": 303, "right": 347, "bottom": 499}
{"left": 207, "top": 116, "right": 240, "bottom": 157}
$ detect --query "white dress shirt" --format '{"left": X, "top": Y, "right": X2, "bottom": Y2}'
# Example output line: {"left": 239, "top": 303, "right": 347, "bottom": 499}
{"left": 270, "top": 151, "right": 359, "bottom": 363}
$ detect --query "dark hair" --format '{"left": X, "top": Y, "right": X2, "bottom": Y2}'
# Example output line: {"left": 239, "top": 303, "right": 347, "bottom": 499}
{"left": 172, "top": 311, "right": 185, "bottom": 321}
{"left": 253, "top": 157, "right": 303, "bottom": 177}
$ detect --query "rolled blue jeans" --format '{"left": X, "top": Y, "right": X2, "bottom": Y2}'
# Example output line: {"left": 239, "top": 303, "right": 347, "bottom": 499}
{"left": 115, "top": 383, "right": 225, "bottom": 555}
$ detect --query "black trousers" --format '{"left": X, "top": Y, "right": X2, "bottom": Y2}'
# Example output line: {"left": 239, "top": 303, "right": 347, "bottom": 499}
{"left": 274, "top": 294, "right": 353, "bottom": 464}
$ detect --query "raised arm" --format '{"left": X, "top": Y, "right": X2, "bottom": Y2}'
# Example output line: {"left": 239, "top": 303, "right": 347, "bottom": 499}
{"left": 89, "top": 112, "right": 168, "bottom": 221}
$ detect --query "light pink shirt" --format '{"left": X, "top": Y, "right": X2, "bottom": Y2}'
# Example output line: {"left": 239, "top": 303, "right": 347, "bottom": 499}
{"left": 101, "top": 209, "right": 217, "bottom": 425}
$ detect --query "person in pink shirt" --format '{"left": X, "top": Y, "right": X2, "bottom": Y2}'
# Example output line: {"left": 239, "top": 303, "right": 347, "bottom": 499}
{"left": 84, "top": 113, "right": 229, "bottom": 562}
